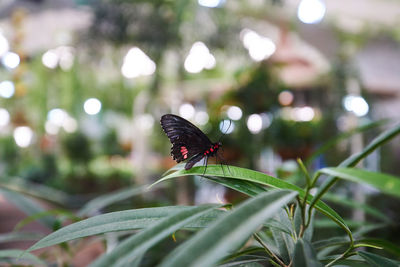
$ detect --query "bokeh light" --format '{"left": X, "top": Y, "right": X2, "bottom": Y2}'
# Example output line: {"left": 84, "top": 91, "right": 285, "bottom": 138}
{"left": 278, "top": 91, "right": 294, "bottom": 106}
{"left": 219, "top": 119, "right": 234, "bottom": 134}
{"left": 198, "top": 0, "right": 224, "bottom": 8}
{"left": 240, "top": 29, "right": 276, "bottom": 62}
{"left": 247, "top": 114, "right": 263, "bottom": 134}
{"left": 184, "top": 42, "right": 216, "bottom": 73}
{"left": 179, "top": 103, "right": 195, "bottom": 119}
{"left": 297, "top": 0, "right": 326, "bottom": 24}
{"left": 84, "top": 98, "right": 102, "bottom": 115}
{"left": 0, "top": 108, "right": 10, "bottom": 127}
{"left": 0, "top": 81, "right": 15, "bottom": 98}
{"left": 343, "top": 95, "right": 369, "bottom": 117}
{"left": 195, "top": 111, "right": 209, "bottom": 125}
{"left": 13, "top": 126, "right": 34, "bottom": 148}
{"left": 0, "top": 33, "right": 9, "bottom": 57}
{"left": 2, "top": 52, "right": 20, "bottom": 69}
{"left": 227, "top": 106, "right": 243, "bottom": 121}
{"left": 121, "top": 47, "right": 156, "bottom": 78}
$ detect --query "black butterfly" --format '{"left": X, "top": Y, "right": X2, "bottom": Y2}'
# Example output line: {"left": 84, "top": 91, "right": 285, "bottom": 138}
{"left": 160, "top": 114, "right": 222, "bottom": 170}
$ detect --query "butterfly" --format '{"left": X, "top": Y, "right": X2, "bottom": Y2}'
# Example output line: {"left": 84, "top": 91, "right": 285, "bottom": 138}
{"left": 160, "top": 114, "right": 222, "bottom": 170}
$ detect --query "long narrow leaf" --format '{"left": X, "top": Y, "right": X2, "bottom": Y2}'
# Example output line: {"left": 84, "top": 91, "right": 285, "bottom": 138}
{"left": 307, "top": 120, "right": 386, "bottom": 164}
{"left": 152, "top": 165, "right": 351, "bottom": 243}
{"left": 357, "top": 239, "right": 400, "bottom": 258}
{"left": 90, "top": 204, "right": 221, "bottom": 267}
{"left": 358, "top": 251, "right": 400, "bottom": 267}
{"left": 0, "top": 249, "right": 45, "bottom": 266}
{"left": 159, "top": 190, "right": 298, "bottom": 267}
{"left": 0, "top": 188, "right": 55, "bottom": 229}
{"left": 78, "top": 185, "right": 148, "bottom": 216}
{"left": 323, "top": 192, "right": 390, "bottom": 222}
{"left": 320, "top": 168, "right": 400, "bottom": 198}
{"left": 310, "top": 124, "right": 400, "bottom": 209}
{"left": 292, "top": 239, "right": 323, "bottom": 267}
{"left": 28, "top": 206, "right": 223, "bottom": 251}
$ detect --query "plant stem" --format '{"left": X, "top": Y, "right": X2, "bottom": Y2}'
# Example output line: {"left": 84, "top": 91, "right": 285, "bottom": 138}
{"left": 253, "top": 233, "right": 287, "bottom": 267}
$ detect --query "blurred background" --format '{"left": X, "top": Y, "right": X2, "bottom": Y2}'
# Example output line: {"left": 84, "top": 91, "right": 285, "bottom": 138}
{"left": 0, "top": 0, "right": 400, "bottom": 264}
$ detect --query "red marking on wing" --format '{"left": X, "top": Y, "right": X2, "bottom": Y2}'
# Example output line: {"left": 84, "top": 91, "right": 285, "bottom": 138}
{"left": 180, "top": 146, "right": 188, "bottom": 159}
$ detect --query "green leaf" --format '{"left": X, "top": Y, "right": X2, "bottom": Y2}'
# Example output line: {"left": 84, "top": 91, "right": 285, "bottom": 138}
{"left": 357, "top": 238, "right": 400, "bottom": 258}
{"left": 218, "top": 259, "right": 266, "bottom": 266}
{"left": 319, "top": 168, "right": 400, "bottom": 199}
{"left": 28, "top": 206, "right": 223, "bottom": 251}
{"left": 307, "top": 120, "right": 386, "bottom": 164}
{"left": 0, "top": 188, "right": 55, "bottom": 229}
{"left": 78, "top": 185, "right": 148, "bottom": 216}
{"left": 159, "top": 190, "right": 298, "bottom": 267}
{"left": 0, "top": 177, "right": 70, "bottom": 207}
{"left": 310, "top": 124, "right": 400, "bottom": 210}
{"left": 0, "top": 232, "right": 42, "bottom": 243}
{"left": 292, "top": 239, "right": 323, "bottom": 267}
{"left": 153, "top": 165, "right": 352, "bottom": 244}
{"left": 90, "top": 204, "right": 221, "bottom": 267}
{"left": 323, "top": 192, "right": 390, "bottom": 222}
{"left": 0, "top": 249, "right": 45, "bottom": 266}
{"left": 358, "top": 251, "right": 400, "bottom": 267}
{"left": 207, "top": 176, "right": 267, "bottom": 197}
{"left": 271, "top": 209, "right": 294, "bottom": 262}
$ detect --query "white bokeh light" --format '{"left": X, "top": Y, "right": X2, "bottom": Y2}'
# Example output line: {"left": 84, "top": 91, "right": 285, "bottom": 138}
{"left": 47, "top": 108, "right": 68, "bottom": 126}
{"left": 261, "top": 112, "right": 272, "bottom": 129}
{"left": 293, "top": 106, "right": 315, "bottom": 121}
{"left": 2, "top": 51, "right": 20, "bottom": 69}
{"left": 179, "top": 103, "right": 195, "bottom": 119}
{"left": 62, "top": 117, "right": 78, "bottom": 133}
{"left": 13, "top": 126, "right": 33, "bottom": 148}
{"left": 219, "top": 119, "right": 234, "bottom": 134}
{"left": 84, "top": 98, "right": 102, "bottom": 115}
{"left": 198, "top": 0, "right": 224, "bottom": 8}
{"left": 45, "top": 121, "right": 60, "bottom": 135}
{"left": 227, "top": 106, "right": 243, "bottom": 121}
{"left": 42, "top": 50, "right": 59, "bottom": 69}
{"left": 297, "top": 0, "right": 326, "bottom": 24}
{"left": 184, "top": 42, "right": 216, "bottom": 73}
{"left": 240, "top": 29, "right": 276, "bottom": 62}
{"left": 247, "top": 114, "right": 263, "bottom": 134}
{"left": 0, "top": 33, "right": 9, "bottom": 57}
{"left": 195, "top": 111, "right": 209, "bottom": 125}
{"left": 343, "top": 95, "right": 369, "bottom": 117}
{"left": 0, "top": 80, "right": 15, "bottom": 98}
{"left": 0, "top": 108, "right": 10, "bottom": 127}
{"left": 121, "top": 47, "right": 156, "bottom": 78}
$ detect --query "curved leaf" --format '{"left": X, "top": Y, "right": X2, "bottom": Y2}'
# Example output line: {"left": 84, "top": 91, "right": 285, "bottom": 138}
{"left": 0, "top": 188, "right": 55, "bottom": 229}
{"left": 323, "top": 192, "right": 390, "bottom": 222}
{"left": 0, "top": 249, "right": 45, "bottom": 266}
{"left": 152, "top": 165, "right": 351, "bottom": 242}
{"left": 357, "top": 238, "right": 400, "bottom": 258}
{"left": 159, "top": 190, "right": 298, "bottom": 267}
{"left": 28, "top": 206, "right": 223, "bottom": 251}
{"left": 310, "top": 124, "right": 400, "bottom": 209}
{"left": 320, "top": 168, "right": 400, "bottom": 198}
{"left": 292, "top": 239, "right": 323, "bottom": 267}
{"left": 78, "top": 185, "right": 148, "bottom": 216}
{"left": 90, "top": 204, "right": 221, "bottom": 267}
{"left": 358, "top": 251, "right": 400, "bottom": 267}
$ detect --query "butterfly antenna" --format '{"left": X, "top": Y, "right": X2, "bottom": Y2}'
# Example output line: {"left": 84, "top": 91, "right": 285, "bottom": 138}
{"left": 217, "top": 119, "right": 232, "bottom": 142}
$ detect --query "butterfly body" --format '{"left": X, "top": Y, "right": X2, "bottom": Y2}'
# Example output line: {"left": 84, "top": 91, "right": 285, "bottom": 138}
{"left": 160, "top": 114, "right": 221, "bottom": 170}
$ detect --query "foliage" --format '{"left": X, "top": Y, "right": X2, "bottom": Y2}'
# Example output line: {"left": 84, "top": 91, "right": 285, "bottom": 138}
{"left": 0, "top": 124, "right": 397, "bottom": 266}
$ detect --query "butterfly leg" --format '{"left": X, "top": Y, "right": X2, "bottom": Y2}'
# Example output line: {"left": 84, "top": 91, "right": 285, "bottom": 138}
{"left": 202, "top": 156, "right": 209, "bottom": 176}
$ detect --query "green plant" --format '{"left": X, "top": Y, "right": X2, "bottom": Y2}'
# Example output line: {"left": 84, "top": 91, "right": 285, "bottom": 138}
{"left": 2, "top": 124, "right": 399, "bottom": 266}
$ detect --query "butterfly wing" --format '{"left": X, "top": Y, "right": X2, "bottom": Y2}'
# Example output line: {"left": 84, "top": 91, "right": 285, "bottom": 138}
{"left": 160, "top": 114, "right": 212, "bottom": 164}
